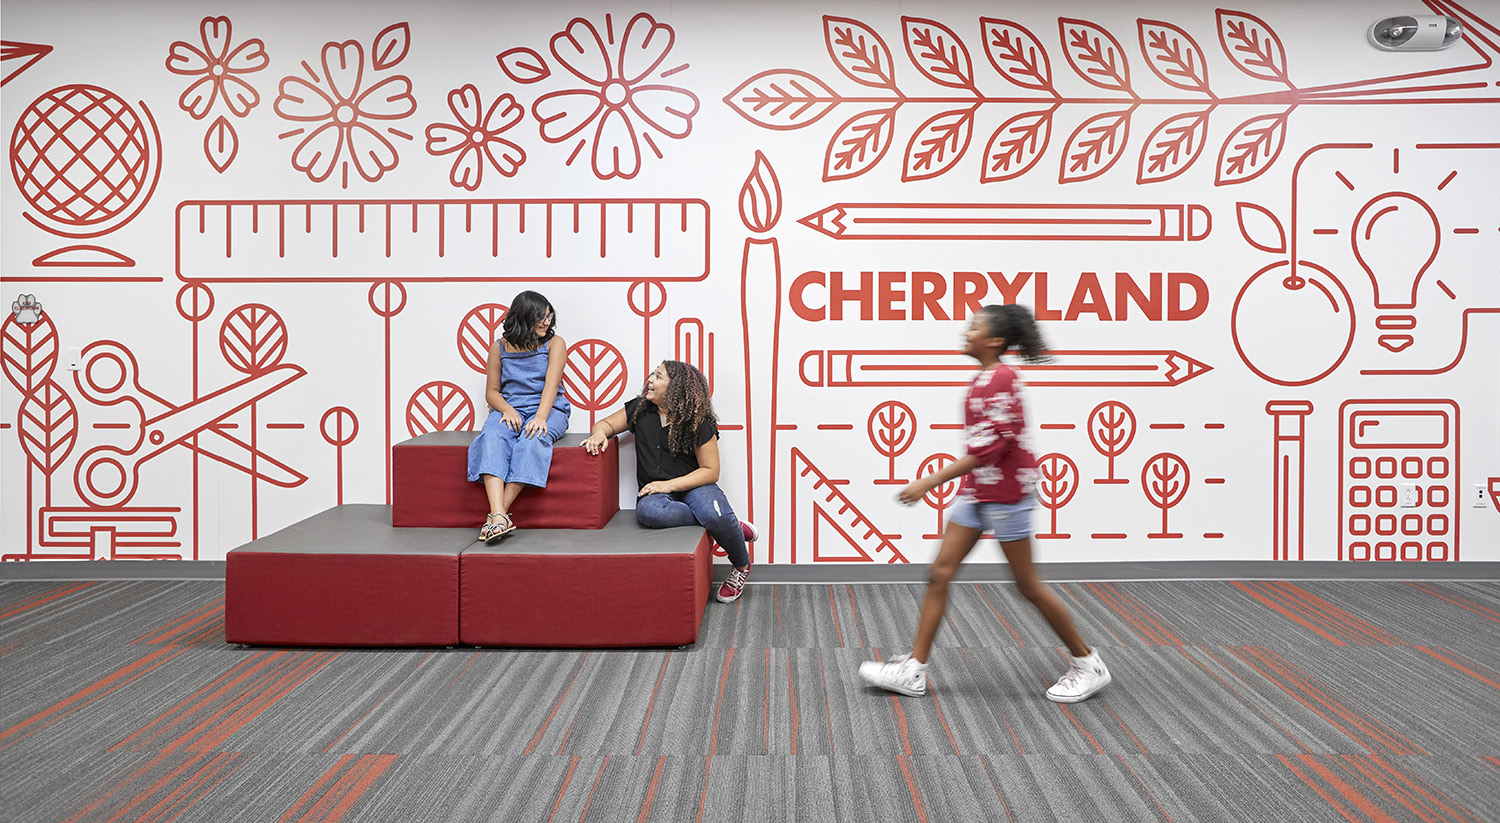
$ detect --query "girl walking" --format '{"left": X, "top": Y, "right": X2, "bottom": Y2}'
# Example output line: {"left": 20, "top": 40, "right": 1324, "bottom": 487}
{"left": 466, "top": 291, "right": 571, "bottom": 541}
{"left": 859, "top": 304, "right": 1111, "bottom": 703}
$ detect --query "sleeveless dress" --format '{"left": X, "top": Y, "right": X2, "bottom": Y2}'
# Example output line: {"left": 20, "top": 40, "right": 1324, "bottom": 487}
{"left": 466, "top": 346, "right": 572, "bottom": 486}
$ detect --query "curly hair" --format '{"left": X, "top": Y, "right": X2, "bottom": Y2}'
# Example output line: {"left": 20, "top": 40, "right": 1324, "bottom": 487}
{"left": 501, "top": 290, "right": 556, "bottom": 351}
{"left": 631, "top": 360, "right": 718, "bottom": 455}
{"left": 976, "top": 304, "right": 1051, "bottom": 363}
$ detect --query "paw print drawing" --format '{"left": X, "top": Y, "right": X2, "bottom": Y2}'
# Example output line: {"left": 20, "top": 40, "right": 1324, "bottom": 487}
{"left": 11, "top": 294, "right": 42, "bottom": 324}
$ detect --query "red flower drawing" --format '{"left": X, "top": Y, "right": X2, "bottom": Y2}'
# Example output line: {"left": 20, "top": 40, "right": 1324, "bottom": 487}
{"left": 274, "top": 40, "right": 416, "bottom": 185}
{"left": 166, "top": 17, "right": 269, "bottom": 119}
{"left": 425, "top": 85, "right": 525, "bottom": 190}
{"left": 532, "top": 13, "right": 699, "bottom": 180}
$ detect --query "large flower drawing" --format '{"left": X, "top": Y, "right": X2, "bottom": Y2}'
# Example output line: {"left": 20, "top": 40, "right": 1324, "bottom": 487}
{"left": 166, "top": 17, "right": 269, "bottom": 119}
{"left": 425, "top": 85, "right": 525, "bottom": 190}
{"left": 532, "top": 13, "right": 699, "bottom": 180}
{"left": 274, "top": 41, "right": 416, "bottom": 186}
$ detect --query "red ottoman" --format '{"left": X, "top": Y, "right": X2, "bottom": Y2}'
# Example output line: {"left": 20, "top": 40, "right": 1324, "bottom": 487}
{"left": 391, "top": 432, "right": 618, "bottom": 530}
{"left": 460, "top": 511, "right": 711, "bottom": 647}
{"left": 225, "top": 505, "right": 467, "bottom": 646}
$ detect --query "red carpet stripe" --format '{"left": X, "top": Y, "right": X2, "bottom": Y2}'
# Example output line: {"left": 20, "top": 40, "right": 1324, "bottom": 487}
{"left": 1349, "top": 754, "right": 1481, "bottom": 823}
{"left": 1270, "top": 582, "right": 1404, "bottom": 645}
{"left": 545, "top": 755, "right": 582, "bottom": 823}
{"left": 579, "top": 755, "right": 611, "bottom": 823}
{"left": 1086, "top": 582, "right": 1183, "bottom": 646}
{"left": 927, "top": 676, "right": 963, "bottom": 755}
{"left": 1279, "top": 753, "right": 1483, "bottom": 823}
{"left": 696, "top": 648, "right": 736, "bottom": 823}
{"left": 1233, "top": 582, "right": 1345, "bottom": 645}
{"left": 0, "top": 581, "right": 93, "bottom": 620}
{"left": 896, "top": 755, "right": 930, "bottom": 823}
{"left": 0, "top": 644, "right": 192, "bottom": 748}
{"left": 1180, "top": 648, "right": 1310, "bottom": 752}
{"left": 60, "top": 751, "right": 241, "bottom": 823}
{"left": 110, "top": 651, "right": 290, "bottom": 752}
{"left": 134, "top": 598, "right": 224, "bottom": 645}
{"left": 181, "top": 653, "right": 335, "bottom": 753}
{"left": 972, "top": 584, "right": 1023, "bottom": 647}
{"left": 1234, "top": 647, "right": 1425, "bottom": 755}
{"left": 1414, "top": 646, "right": 1500, "bottom": 691}
{"left": 327, "top": 653, "right": 433, "bottom": 753}
{"left": 1235, "top": 582, "right": 1403, "bottom": 645}
{"left": 828, "top": 588, "right": 845, "bottom": 647}
{"left": 787, "top": 652, "right": 800, "bottom": 755}
{"left": 978, "top": 756, "right": 1019, "bottom": 823}
{"left": 961, "top": 646, "right": 1025, "bottom": 753}
{"left": 1058, "top": 703, "right": 1106, "bottom": 754}
{"left": 1406, "top": 582, "right": 1500, "bottom": 624}
{"left": 1118, "top": 754, "right": 1174, "bottom": 822}
{"left": 278, "top": 753, "right": 398, "bottom": 823}
{"left": 524, "top": 653, "right": 591, "bottom": 756}
{"left": 635, "top": 652, "right": 672, "bottom": 755}
{"left": 637, "top": 755, "right": 667, "bottom": 822}
{"left": 846, "top": 585, "right": 867, "bottom": 648}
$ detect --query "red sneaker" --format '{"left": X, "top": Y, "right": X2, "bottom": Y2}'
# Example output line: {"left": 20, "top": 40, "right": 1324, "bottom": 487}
{"left": 739, "top": 520, "right": 759, "bottom": 543}
{"left": 716, "top": 564, "right": 751, "bottom": 603}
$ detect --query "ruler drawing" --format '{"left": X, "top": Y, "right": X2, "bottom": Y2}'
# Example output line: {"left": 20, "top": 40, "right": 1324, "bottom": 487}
{"left": 790, "top": 447, "right": 907, "bottom": 564}
{"left": 176, "top": 198, "right": 711, "bottom": 282}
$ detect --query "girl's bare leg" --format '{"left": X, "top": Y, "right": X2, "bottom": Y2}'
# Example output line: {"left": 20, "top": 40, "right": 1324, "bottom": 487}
{"left": 482, "top": 475, "right": 505, "bottom": 515}
{"left": 999, "top": 536, "right": 1089, "bottom": 657}
{"left": 501, "top": 482, "right": 526, "bottom": 514}
{"left": 909, "top": 524, "right": 984, "bottom": 663}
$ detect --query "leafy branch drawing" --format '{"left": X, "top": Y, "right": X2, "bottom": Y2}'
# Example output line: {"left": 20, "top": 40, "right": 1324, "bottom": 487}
{"left": 725, "top": 10, "right": 1500, "bottom": 186}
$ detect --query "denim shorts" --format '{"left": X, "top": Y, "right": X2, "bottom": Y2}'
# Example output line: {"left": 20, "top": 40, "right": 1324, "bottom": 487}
{"left": 947, "top": 495, "right": 1036, "bottom": 542}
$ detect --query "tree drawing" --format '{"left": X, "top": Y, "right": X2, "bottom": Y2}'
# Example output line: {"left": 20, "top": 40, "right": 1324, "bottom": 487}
{"left": 1142, "top": 452, "right": 1189, "bottom": 538}
{"left": 1035, "top": 452, "right": 1078, "bottom": 539}
{"left": 405, "top": 381, "right": 475, "bottom": 436}
{"left": 457, "top": 303, "right": 508, "bottom": 374}
{"left": 1087, "top": 400, "right": 1136, "bottom": 484}
{"left": 563, "top": 339, "right": 627, "bottom": 429}
{"left": 220, "top": 304, "right": 288, "bottom": 376}
{"left": 868, "top": 400, "right": 917, "bottom": 484}
{"left": 916, "top": 452, "right": 959, "bottom": 538}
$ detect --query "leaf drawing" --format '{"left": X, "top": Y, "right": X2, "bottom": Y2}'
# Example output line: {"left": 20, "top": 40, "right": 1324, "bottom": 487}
{"left": 458, "top": 303, "right": 508, "bottom": 375}
{"left": 1215, "top": 110, "right": 1291, "bottom": 185}
{"left": 372, "top": 22, "right": 411, "bottom": 70}
{"left": 723, "top": 70, "right": 842, "bottom": 130}
{"left": 405, "top": 381, "right": 474, "bottom": 436}
{"left": 204, "top": 116, "right": 238, "bottom": 173}
{"left": 825, "top": 16, "right": 899, "bottom": 90}
{"left": 219, "top": 304, "right": 288, "bottom": 375}
{"left": 564, "top": 339, "right": 628, "bottom": 428}
{"left": 980, "top": 18, "right": 1055, "bottom": 94}
{"left": 1086, "top": 401, "right": 1135, "bottom": 482}
{"left": 1137, "top": 107, "right": 1211, "bottom": 184}
{"left": 1059, "top": 18, "right": 1134, "bottom": 95}
{"left": 902, "top": 17, "right": 979, "bottom": 93}
{"left": 1235, "top": 201, "right": 1287, "bottom": 254}
{"left": 1, "top": 310, "right": 58, "bottom": 394}
{"left": 1217, "top": 10, "right": 1292, "bottom": 87}
{"left": 17, "top": 379, "right": 77, "bottom": 474}
{"left": 981, "top": 107, "right": 1055, "bottom": 183}
{"left": 1060, "top": 107, "right": 1135, "bottom": 183}
{"left": 902, "top": 105, "right": 976, "bottom": 181}
{"left": 1138, "top": 19, "right": 1213, "bottom": 95}
{"left": 824, "top": 105, "right": 899, "bottom": 181}
{"left": 868, "top": 399, "right": 917, "bottom": 483}
{"left": 497, "top": 47, "right": 550, "bottom": 84}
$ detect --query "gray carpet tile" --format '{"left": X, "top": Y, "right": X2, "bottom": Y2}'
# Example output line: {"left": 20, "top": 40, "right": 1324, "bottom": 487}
{"left": 3, "top": 579, "right": 1498, "bottom": 822}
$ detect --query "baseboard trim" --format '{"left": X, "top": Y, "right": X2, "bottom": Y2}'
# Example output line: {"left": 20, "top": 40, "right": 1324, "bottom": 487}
{"left": 3, "top": 559, "right": 1497, "bottom": 584}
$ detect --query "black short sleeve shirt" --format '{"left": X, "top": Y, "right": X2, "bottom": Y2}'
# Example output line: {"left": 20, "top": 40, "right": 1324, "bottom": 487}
{"left": 623, "top": 397, "right": 718, "bottom": 488}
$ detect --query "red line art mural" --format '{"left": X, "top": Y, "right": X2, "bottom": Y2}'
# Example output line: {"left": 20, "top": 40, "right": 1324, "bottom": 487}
{"left": 563, "top": 339, "right": 627, "bottom": 430}
{"left": 405, "top": 381, "right": 475, "bottom": 436}
{"left": 71, "top": 340, "right": 306, "bottom": 509}
{"left": 1142, "top": 452, "right": 1190, "bottom": 538}
{"left": 173, "top": 199, "right": 710, "bottom": 282}
{"left": 626, "top": 279, "right": 666, "bottom": 381}
{"left": 1036, "top": 452, "right": 1079, "bottom": 539}
{"left": 1267, "top": 400, "right": 1314, "bottom": 561}
{"left": 166, "top": 16, "right": 270, "bottom": 174}
{"left": 457, "top": 303, "right": 509, "bottom": 375}
{"left": 674, "top": 318, "right": 713, "bottom": 394}
{"left": 799, "top": 202, "right": 1210, "bottom": 241}
{"left": 9, "top": 84, "right": 162, "bottom": 270}
{"left": 867, "top": 400, "right": 916, "bottom": 485}
{"left": 530, "top": 13, "right": 700, "bottom": 180}
{"left": 915, "top": 453, "right": 959, "bottom": 539}
{"left": 319, "top": 406, "right": 358, "bottom": 507}
{"left": 790, "top": 448, "right": 907, "bottom": 564}
{"left": 273, "top": 26, "right": 416, "bottom": 188}
{"left": 1, "top": 41, "right": 53, "bottom": 87}
{"left": 800, "top": 349, "right": 1211, "bottom": 388}
{"left": 725, "top": 9, "right": 1500, "bottom": 186}
{"left": 425, "top": 85, "right": 526, "bottom": 190}
{"left": 1087, "top": 401, "right": 1136, "bottom": 485}
{"left": 2, "top": 303, "right": 75, "bottom": 559}
{"left": 738, "top": 152, "right": 784, "bottom": 558}
{"left": 1339, "top": 400, "right": 1460, "bottom": 561}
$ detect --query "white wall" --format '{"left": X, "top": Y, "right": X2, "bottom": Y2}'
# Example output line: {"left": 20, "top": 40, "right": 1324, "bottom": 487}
{"left": 3, "top": 0, "right": 1497, "bottom": 565}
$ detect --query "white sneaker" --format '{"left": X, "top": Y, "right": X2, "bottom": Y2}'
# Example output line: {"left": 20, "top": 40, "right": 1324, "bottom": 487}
{"left": 858, "top": 655, "right": 927, "bottom": 697}
{"left": 1046, "top": 650, "right": 1111, "bottom": 703}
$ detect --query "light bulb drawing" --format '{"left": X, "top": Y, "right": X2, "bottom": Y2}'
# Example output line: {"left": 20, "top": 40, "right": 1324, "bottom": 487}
{"left": 1351, "top": 191, "right": 1440, "bottom": 353}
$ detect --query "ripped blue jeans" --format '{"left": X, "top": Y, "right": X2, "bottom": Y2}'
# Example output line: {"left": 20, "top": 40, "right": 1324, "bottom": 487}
{"left": 634, "top": 483, "right": 749, "bottom": 567}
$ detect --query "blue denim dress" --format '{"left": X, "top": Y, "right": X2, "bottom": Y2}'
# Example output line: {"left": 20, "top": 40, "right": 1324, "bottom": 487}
{"left": 466, "top": 347, "right": 571, "bottom": 486}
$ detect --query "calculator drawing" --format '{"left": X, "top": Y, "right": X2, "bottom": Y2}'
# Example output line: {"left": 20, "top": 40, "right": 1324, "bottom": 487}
{"left": 1338, "top": 400, "right": 1459, "bottom": 561}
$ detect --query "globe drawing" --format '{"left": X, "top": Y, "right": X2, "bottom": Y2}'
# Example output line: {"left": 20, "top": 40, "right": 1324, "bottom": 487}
{"left": 10, "top": 85, "right": 154, "bottom": 230}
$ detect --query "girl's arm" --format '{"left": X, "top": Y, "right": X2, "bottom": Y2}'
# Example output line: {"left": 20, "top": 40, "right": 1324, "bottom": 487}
{"left": 897, "top": 454, "right": 981, "bottom": 505}
{"left": 524, "top": 335, "right": 568, "bottom": 438}
{"left": 485, "top": 340, "right": 523, "bottom": 431}
{"left": 637, "top": 435, "right": 721, "bottom": 497}
{"left": 581, "top": 407, "right": 630, "bottom": 454}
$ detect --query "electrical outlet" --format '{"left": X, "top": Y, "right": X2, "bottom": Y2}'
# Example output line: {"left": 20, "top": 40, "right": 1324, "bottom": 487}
{"left": 1478, "top": 483, "right": 1491, "bottom": 509}
{"left": 66, "top": 346, "right": 82, "bottom": 371}
{"left": 1400, "top": 484, "right": 1420, "bottom": 508}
